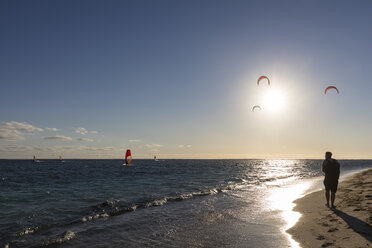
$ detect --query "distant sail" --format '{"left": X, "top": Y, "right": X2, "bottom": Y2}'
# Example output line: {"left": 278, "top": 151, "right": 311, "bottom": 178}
{"left": 125, "top": 149, "right": 132, "bottom": 165}
{"left": 33, "top": 155, "right": 36, "bottom": 162}
{"left": 154, "top": 156, "right": 157, "bottom": 161}
{"left": 59, "top": 155, "right": 62, "bottom": 161}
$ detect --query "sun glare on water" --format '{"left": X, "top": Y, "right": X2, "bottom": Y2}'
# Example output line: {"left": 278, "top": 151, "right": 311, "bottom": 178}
{"left": 262, "top": 89, "right": 287, "bottom": 114}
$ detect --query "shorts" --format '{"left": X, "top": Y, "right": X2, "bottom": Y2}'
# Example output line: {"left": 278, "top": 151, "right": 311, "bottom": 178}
{"left": 324, "top": 180, "right": 338, "bottom": 193}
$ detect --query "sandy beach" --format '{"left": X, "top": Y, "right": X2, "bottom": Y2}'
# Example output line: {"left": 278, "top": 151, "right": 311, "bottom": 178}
{"left": 288, "top": 169, "right": 372, "bottom": 248}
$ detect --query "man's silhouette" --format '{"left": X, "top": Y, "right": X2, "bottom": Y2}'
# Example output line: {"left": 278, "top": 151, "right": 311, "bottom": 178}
{"left": 322, "top": 151, "right": 340, "bottom": 208}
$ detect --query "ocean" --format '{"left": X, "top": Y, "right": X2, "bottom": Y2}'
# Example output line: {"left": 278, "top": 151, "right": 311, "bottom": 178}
{"left": 1, "top": 159, "right": 371, "bottom": 247}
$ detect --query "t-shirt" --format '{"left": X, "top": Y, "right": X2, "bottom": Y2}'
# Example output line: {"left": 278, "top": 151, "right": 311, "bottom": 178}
{"left": 322, "top": 159, "right": 340, "bottom": 183}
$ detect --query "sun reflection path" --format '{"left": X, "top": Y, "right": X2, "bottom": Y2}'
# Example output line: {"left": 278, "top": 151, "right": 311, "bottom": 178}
{"left": 268, "top": 180, "right": 313, "bottom": 248}
{"left": 260, "top": 160, "right": 314, "bottom": 248}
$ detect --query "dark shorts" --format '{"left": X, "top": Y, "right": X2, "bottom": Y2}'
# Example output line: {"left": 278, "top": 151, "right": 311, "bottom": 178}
{"left": 324, "top": 180, "right": 338, "bottom": 193}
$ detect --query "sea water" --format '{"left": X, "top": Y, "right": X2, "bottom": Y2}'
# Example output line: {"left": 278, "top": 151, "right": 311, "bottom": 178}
{"left": 1, "top": 159, "right": 371, "bottom": 247}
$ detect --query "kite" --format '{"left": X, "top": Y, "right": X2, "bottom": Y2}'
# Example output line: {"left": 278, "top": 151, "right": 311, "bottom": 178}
{"left": 252, "top": 105, "right": 262, "bottom": 111}
{"left": 324, "top": 86, "right": 339, "bottom": 94}
{"left": 257, "top": 76, "right": 270, "bottom": 86}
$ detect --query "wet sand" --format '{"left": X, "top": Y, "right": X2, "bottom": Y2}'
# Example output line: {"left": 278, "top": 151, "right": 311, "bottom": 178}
{"left": 287, "top": 169, "right": 372, "bottom": 248}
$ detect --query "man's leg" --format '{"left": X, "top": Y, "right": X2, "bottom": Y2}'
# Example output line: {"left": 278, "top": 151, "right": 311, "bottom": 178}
{"left": 331, "top": 192, "right": 336, "bottom": 208}
{"left": 325, "top": 189, "right": 330, "bottom": 207}
{"left": 330, "top": 182, "right": 338, "bottom": 208}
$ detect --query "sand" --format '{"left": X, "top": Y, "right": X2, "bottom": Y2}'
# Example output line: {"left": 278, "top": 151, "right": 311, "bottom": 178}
{"left": 287, "top": 169, "right": 372, "bottom": 248}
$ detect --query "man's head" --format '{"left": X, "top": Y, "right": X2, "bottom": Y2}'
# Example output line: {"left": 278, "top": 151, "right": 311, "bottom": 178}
{"left": 325, "top": 151, "right": 332, "bottom": 159}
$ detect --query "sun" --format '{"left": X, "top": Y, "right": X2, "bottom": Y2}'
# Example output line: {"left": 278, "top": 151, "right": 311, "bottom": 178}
{"left": 262, "top": 89, "right": 287, "bottom": 113}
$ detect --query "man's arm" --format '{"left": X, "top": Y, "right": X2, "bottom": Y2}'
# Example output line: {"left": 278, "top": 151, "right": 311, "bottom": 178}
{"left": 335, "top": 160, "right": 340, "bottom": 180}
{"left": 322, "top": 160, "right": 327, "bottom": 173}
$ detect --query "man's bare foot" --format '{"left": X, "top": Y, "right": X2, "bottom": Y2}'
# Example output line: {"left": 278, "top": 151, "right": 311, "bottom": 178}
{"left": 325, "top": 203, "right": 330, "bottom": 207}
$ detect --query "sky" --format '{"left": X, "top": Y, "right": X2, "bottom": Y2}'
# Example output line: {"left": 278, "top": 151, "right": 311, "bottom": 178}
{"left": 1, "top": 0, "right": 372, "bottom": 159}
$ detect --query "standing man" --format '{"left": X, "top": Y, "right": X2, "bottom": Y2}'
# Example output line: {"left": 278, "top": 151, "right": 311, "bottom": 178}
{"left": 322, "top": 151, "right": 340, "bottom": 208}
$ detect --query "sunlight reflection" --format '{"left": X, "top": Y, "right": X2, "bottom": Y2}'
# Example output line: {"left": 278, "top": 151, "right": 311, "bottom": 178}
{"left": 268, "top": 181, "right": 312, "bottom": 248}
{"left": 262, "top": 160, "right": 312, "bottom": 248}
{"left": 261, "top": 160, "right": 299, "bottom": 185}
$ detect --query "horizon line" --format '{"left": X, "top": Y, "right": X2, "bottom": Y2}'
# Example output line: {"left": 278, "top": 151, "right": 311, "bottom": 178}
{"left": 1, "top": 157, "right": 372, "bottom": 160}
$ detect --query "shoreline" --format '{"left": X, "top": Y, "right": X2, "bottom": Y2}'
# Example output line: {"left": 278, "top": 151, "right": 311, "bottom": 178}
{"left": 287, "top": 169, "right": 372, "bottom": 248}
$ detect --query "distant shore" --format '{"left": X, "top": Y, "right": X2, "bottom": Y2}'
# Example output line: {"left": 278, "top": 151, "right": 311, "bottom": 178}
{"left": 287, "top": 169, "right": 372, "bottom": 248}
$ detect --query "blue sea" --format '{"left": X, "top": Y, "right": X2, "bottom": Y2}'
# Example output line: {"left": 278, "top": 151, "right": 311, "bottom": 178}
{"left": 1, "top": 159, "right": 371, "bottom": 248}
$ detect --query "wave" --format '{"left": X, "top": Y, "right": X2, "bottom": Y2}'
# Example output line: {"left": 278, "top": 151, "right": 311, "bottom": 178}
{"left": 3, "top": 183, "right": 238, "bottom": 248}
{"left": 0, "top": 172, "right": 306, "bottom": 248}
{"left": 17, "top": 227, "right": 39, "bottom": 237}
{"left": 41, "top": 230, "right": 75, "bottom": 247}
{"left": 2, "top": 185, "right": 231, "bottom": 248}
{"left": 4, "top": 229, "right": 76, "bottom": 248}
{"left": 82, "top": 176, "right": 297, "bottom": 224}
{"left": 83, "top": 185, "right": 237, "bottom": 222}
{"left": 3, "top": 175, "right": 296, "bottom": 246}
{"left": 258, "top": 175, "right": 294, "bottom": 183}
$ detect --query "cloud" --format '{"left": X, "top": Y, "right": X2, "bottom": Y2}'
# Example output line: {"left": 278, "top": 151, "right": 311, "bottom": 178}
{"left": 90, "top": 131, "right": 98, "bottom": 134}
{"left": 129, "top": 139, "right": 142, "bottom": 142}
{"left": 75, "top": 127, "right": 88, "bottom": 135}
{"left": 178, "top": 144, "right": 192, "bottom": 148}
{"left": 46, "top": 127, "right": 60, "bottom": 131}
{"left": 0, "top": 145, "right": 120, "bottom": 156}
{"left": 0, "top": 145, "right": 56, "bottom": 153}
{"left": 76, "top": 138, "right": 93, "bottom": 142}
{"left": 149, "top": 149, "right": 159, "bottom": 152}
{"left": 1, "top": 121, "right": 43, "bottom": 132}
{"left": 0, "top": 121, "right": 43, "bottom": 140}
{"left": 145, "top": 144, "right": 163, "bottom": 148}
{"left": 72, "top": 146, "right": 117, "bottom": 152}
{"left": 44, "top": 135, "right": 73, "bottom": 141}
{"left": 0, "top": 145, "right": 34, "bottom": 152}
{"left": 0, "top": 128, "right": 23, "bottom": 140}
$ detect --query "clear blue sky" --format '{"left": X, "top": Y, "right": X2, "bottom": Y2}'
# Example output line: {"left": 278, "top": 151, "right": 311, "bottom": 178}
{"left": 1, "top": 0, "right": 372, "bottom": 159}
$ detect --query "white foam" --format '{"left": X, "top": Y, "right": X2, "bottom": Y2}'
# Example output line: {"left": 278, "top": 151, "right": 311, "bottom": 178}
{"left": 82, "top": 213, "right": 110, "bottom": 223}
{"left": 18, "top": 227, "right": 38, "bottom": 236}
{"left": 55, "top": 230, "right": 75, "bottom": 244}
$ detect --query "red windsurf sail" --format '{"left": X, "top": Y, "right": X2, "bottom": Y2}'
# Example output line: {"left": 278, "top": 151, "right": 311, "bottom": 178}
{"left": 125, "top": 149, "right": 132, "bottom": 165}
